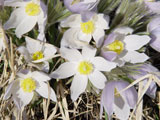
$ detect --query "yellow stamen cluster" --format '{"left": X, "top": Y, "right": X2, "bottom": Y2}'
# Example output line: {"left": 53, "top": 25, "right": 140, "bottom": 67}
{"left": 78, "top": 61, "right": 93, "bottom": 75}
{"left": 107, "top": 40, "right": 124, "bottom": 54}
{"left": 32, "top": 51, "right": 44, "bottom": 60}
{"left": 81, "top": 21, "right": 95, "bottom": 34}
{"left": 25, "top": 2, "right": 40, "bottom": 16}
{"left": 20, "top": 78, "right": 36, "bottom": 93}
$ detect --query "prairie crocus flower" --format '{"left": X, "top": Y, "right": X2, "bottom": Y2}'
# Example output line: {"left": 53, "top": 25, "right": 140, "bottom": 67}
{"left": 4, "top": 0, "right": 47, "bottom": 38}
{"left": 100, "top": 80, "right": 138, "bottom": 120}
{"left": 64, "top": 0, "right": 99, "bottom": 13}
{"left": 50, "top": 47, "right": 117, "bottom": 101}
{"left": 4, "top": 69, "right": 57, "bottom": 110}
{"left": 60, "top": 12, "right": 109, "bottom": 49}
{"left": 17, "top": 37, "right": 57, "bottom": 72}
{"left": 129, "top": 63, "right": 159, "bottom": 99}
{"left": 148, "top": 16, "right": 160, "bottom": 52}
{"left": 101, "top": 27, "right": 150, "bottom": 66}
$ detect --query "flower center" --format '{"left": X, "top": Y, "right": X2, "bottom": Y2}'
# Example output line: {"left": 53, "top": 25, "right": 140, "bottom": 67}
{"left": 114, "top": 88, "right": 121, "bottom": 97}
{"left": 81, "top": 21, "right": 95, "bottom": 34}
{"left": 78, "top": 61, "right": 93, "bottom": 75}
{"left": 107, "top": 40, "right": 124, "bottom": 54}
{"left": 25, "top": 2, "right": 40, "bottom": 16}
{"left": 32, "top": 51, "right": 44, "bottom": 60}
{"left": 20, "top": 78, "right": 36, "bottom": 93}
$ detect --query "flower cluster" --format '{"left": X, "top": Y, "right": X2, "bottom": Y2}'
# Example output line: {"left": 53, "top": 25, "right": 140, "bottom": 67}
{"left": 1, "top": 0, "right": 160, "bottom": 119}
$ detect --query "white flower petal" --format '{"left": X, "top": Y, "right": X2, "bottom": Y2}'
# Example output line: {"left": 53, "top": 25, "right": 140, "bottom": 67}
{"left": 61, "top": 28, "right": 89, "bottom": 49}
{"left": 92, "top": 57, "right": 117, "bottom": 71}
{"left": 25, "top": 37, "right": 42, "bottom": 54}
{"left": 89, "top": 70, "right": 106, "bottom": 89}
{"left": 50, "top": 62, "right": 77, "bottom": 79}
{"left": 17, "top": 46, "right": 31, "bottom": 62}
{"left": 32, "top": 71, "right": 50, "bottom": 82}
{"left": 16, "top": 69, "right": 31, "bottom": 78}
{"left": 82, "top": 46, "right": 96, "bottom": 59}
{"left": 4, "top": 0, "right": 26, "bottom": 7}
{"left": 41, "top": 61, "right": 50, "bottom": 73}
{"left": 16, "top": 16, "right": 37, "bottom": 38}
{"left": 13, "top": 88, "right": 34, "bottom": 109}
{"left": 43, "top": 44, "right": 57, "bottom": 58}
{"left": 124, "top": 35, "right": 151, "bottom": 51}
{"left": 36, "top": 81, "right": 57, "bottom": 102}
{"left": 92, "top": 28, "right": 105, "bottom": 47}
{"left": 78, "top": 31, "right": 92, "bottom": 43}
{"left": 70, "top": 74, "right": 88, "bottom": 101}
{"left": 3, "top": 80, "right": 19, "bottom": 100}
{"left": 94, "top": 14, "right": 109, "bottom": 29}
{"left": 60, "top": 47, "right": 82, "bottom": 61}
{"left": 4, "top": 7, "right": 26, "bottom": 30}
{"left": 122, "top": 51, "right": 149, "bottom": 64}
{"left": 60, "top": 14, "right": 81, "bottom": 28}
{"left": 114, "top": 96, "right": 130, "bottom": 120}
{"left": 114, "top": 27, "right": 133, "bottom": 35}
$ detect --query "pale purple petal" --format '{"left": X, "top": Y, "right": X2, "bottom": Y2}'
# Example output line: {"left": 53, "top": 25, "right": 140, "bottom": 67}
{"left": 101, "top": 51, "right": 117, "bottom": 61}
{"left": 103, "top": 33, "right": 117, "bottom": 46}
{"left": 150, "top": 27, "right": 160, "bottom": 52}
{"left": 145, "top": 1, "right": 160, "bottom": 14}
{"left": 114, "top": 96, "right": 130, "bottom": 120}
{"left": 64, "top": 0, "right": 99, "bottom": 13}
{"left": 143, "top": 80, "right": 157, "bottom": 99}
{"left": 81, "top": 11, "right": 95, "bottom": 22}
{"left": 116, "top": 80, "right": 138, "bottom": 109}
{"left": 100, "top": 81, "right": 116, "bottom": 118}
{"left": 148, "top": 16, "right": 160, "bottom": 32}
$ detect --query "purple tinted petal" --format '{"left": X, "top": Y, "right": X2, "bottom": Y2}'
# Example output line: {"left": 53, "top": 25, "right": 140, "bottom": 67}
{"left": 145, "top": 1, "right": 160, "bottom": 14}
{"left": 150, "top": 28, "right": 160, "bottom": 52}
{"left": 64, "top": 0, "right": 98, "bottom": 13}
{"left": 0, "top": 0, "right": 4, "bottom": 6}
{"left": 81, "top": 11, "right": 95, "bottom": 22}
{"left": 148, "top": 16, "right": 160, "bottom": 32}
{"left": 116, "top": 80, "right": 138, "bottom": 109}
{"left": 103, "top": 33, "right": 116, "bottom": 46}
{"left": 101, "top": 51, "right": 117, "bottom": 61}
{"left": 101, "top": 81, "right": 116, "bottom": 117}
{"left": 144, "top": 80, "right": 157, "bottom": 99}
{"left": 141, "top": 64, "right": 159, "bottom": 73}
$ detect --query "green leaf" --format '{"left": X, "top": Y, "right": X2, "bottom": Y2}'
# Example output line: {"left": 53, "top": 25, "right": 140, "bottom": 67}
{"left": 105, "top": 112, "right": 108, "bottom": 120}
{"left": 47, "top": 0, "right": 71, "bottom": 28}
